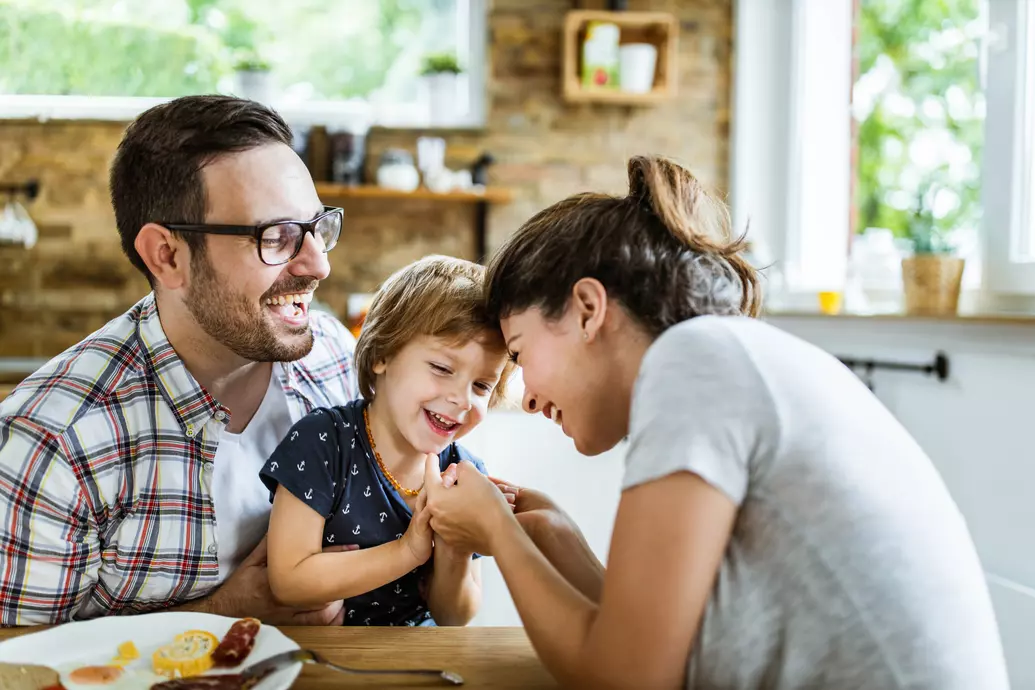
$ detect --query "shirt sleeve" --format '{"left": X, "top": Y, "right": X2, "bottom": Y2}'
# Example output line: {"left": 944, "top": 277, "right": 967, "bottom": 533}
{"left": 259, "top": 408, "right": 341, "bottom": 518}
{"left": 0, "top": 417, "right": 99, "bottom": 625}
{"left": 623, "top": 319, "right": 780, "bottom": 506}
{"left": 450, "top": 444, "right": 488, "bottom": 476}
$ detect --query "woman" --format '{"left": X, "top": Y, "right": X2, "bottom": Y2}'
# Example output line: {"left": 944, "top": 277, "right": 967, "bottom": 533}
{"left": 423, "top": 155, "right": 1009, "bottom": 689}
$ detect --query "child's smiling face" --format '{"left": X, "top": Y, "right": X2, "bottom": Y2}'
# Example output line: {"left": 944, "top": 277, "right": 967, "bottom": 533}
{"left": 373, "top": 334, "right": 507, "bottom": 454}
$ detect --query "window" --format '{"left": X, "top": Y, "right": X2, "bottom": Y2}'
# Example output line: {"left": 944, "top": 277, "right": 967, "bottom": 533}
{"left": 983, "top": 0, "right": 1035, "bottom": 294}
{"left": 0, "top": 0, "right": 486, "bottom": 128}
{"left": 733, "top": 0, "right": 1035, "bottom": 309}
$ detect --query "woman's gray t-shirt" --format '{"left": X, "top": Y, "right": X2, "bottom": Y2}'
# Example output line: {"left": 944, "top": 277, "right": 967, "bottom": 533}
{"left": 624, "top": 316, "right": 1009, "bottom": 689}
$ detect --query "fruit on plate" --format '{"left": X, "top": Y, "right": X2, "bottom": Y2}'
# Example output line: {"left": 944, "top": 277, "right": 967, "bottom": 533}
{"left": 152, "top": 631, "right": 220, "bottom": 678}
{"left": 110, "top": 642, "right": 139, "bottom": 668}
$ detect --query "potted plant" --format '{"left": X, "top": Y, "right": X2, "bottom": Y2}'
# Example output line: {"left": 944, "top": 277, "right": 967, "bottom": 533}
{"left": 233, "top": 51, "right": 273, "bottom": 104}
{"left": 900, "top": 180, "right": 965, "bottom": 316}
{"left": 420, "top": 51, "right": 463, "bottom": 125}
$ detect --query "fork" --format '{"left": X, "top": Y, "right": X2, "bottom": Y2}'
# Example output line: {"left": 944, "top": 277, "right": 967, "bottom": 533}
{"left": 241, "top": 648, "right": 464, "bottom": 686}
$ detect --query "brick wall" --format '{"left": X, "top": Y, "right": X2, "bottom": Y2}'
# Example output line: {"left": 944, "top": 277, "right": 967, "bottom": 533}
{"left": 0, "top": 0, "right": 731, "bottom": 357}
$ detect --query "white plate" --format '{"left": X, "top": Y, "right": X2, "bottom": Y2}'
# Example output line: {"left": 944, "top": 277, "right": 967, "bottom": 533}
{"left": 0, "top": 612, "right": 301, "bottom": 690}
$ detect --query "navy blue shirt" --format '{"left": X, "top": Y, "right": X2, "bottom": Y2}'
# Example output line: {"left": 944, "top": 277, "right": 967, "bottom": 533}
{"left": 259, "top": 399, "right": 487, "bottom": 627}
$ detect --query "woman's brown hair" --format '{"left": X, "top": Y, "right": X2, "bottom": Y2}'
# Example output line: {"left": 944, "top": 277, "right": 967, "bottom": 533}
{"left": 485, "top": 155, "right": 760, "bottom": 335}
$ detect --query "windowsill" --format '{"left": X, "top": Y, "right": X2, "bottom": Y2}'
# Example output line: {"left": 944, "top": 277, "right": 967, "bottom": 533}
{"left": 0, "top": 95, "right": 487, "bottom": 131}
{"left": 763, "top": 309, "right": 1035, "bottom": 326}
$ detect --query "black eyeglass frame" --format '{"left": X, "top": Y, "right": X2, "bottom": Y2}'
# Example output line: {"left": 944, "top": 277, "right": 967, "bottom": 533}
{"left": 163, "top": 205, "right": 343, "bottom": 266}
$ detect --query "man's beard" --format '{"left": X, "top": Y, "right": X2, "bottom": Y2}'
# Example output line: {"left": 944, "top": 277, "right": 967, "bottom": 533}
{"left": 185, "top": 252, "right": 315, "bottom": 363}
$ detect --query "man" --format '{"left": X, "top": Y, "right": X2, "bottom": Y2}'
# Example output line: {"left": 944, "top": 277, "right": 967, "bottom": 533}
{"left": 0, "top": 95, "right": 359, "bottom": 625}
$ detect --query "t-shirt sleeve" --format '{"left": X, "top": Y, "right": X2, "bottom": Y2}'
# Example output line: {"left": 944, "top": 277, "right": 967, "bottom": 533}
{"left": 623, "top": 318, "right": 779, "bottom": 506}
{"left": 450, "top": 444, "right": 488, "bottom": 476}
{"left": 259, "top": 407, "right": 341, "bottom": 518}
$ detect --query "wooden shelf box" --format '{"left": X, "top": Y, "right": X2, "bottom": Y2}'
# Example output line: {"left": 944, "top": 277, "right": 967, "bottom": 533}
{"left": 562, "top": 10, "right": 679, "bottom": 105}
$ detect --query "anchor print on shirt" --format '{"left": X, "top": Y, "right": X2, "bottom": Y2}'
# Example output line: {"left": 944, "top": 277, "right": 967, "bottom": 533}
{"left": 343, "top": 503, "right": 350, "bottom": 515}
{"left": 353, "top": 525, "right": 361, "bottom": 535}
{"left": 394, "top": 584, "right": 402, "bottom": 595}
{"left": 396, "top": 533, "right": 403, "bottom": 540}
{"left": 290, "top": 430, "right": 298, "bottom": 441}
{"left": 379, "top": 512, "right": 387, "bottom": 523}
{"left": 365, "top": 618, "right": 371, "bottom": 626}
{"left": 304, "top": 488, "right": 313, "bottom": 501}
{"left": 319, "top": 432, "right": 327, "bottom": 442}
{"left": 351, "top": 437, "right": 356, "bottom": 449}
{"left": 297, "top": 460, "right": 306, "bottom": 472}
{"left": 344, "top": 420, "right": 350, "bottom": 428}
{"left": 326, "top": 533, "right": 335, "bottom": 543}
{"left": 363, "top": 485, "right": 372, "bottom": 498}
{"left": 351, "top": 464, "right": 359, "bottom": 476}
{"left": 348, "top": 609, "right": 355, "bottom": 618}
{"left": 269, "top": 461, "right": 278, "bottom": 471}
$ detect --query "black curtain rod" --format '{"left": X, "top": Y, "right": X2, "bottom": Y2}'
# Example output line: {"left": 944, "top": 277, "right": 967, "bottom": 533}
{"left": 0, "top": 180, "right": 40, "bottom": 201}
{"left": 838, "top": 352, "right": 950, "bottom": 382}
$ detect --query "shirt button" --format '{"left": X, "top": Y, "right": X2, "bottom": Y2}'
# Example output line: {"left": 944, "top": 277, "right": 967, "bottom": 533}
{"left": 207, "top": 543, "right": 217, "bottom": 555}
{"left": 215, "top": 410, "right": 226, "bottom": 421}
{"left": 185, "top": 424, "right": 195, "bottom": 438}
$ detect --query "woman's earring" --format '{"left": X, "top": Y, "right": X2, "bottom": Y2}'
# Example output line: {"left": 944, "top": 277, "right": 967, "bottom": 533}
{"left": 582, "top": 331, "right": 589, "bottom": 341}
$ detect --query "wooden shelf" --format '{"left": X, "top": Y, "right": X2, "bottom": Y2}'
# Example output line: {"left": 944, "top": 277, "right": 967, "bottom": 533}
{"left": 562, "top": 10, "right": 678, "bottom": 106}
{"left": 315, "top": 183, "right": 512, "bottom": 204}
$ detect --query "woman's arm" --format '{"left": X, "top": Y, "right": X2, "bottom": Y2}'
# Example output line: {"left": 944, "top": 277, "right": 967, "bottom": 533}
{"left": 495, "top": 482, "right": 605, "bottom": 603}
{"left": 425, "top": 541, "right": 482, "bottom": 625}
{"left": 427, "top": 460, "right": 736, "bottom": 690}
{"left": 266, "top": 485, "right": 433, "bottom": 608}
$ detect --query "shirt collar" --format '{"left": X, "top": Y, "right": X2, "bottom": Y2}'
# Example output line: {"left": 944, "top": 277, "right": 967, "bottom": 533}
{"left": 135, "top": 293, "right": 223, "bottom": 438}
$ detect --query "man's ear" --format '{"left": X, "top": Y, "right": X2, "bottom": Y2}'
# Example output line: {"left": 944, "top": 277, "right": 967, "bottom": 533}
{"left": 134, "top": 223, "right": 191, "bottom": 290}
{"left": 570, "top": 277, "right": 608, "bottom": 343}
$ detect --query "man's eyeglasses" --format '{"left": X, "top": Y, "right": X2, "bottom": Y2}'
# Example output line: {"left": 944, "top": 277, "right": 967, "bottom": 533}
{"left": 163, "top": 206, "right": 343, "bottom": 266}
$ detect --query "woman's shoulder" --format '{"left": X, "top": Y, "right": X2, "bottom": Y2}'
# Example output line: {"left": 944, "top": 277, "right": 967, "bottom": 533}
{"left": 646, "top": 316, "right": 820, "bottom": 380}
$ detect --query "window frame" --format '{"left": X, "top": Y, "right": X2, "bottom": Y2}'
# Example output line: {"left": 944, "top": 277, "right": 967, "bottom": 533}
{"left": 0, "top": 0, "right": 488, "bottom": 130}
{"left": 982, "top": 0, "right": 1035, "bottom": 296}
{"left": 733, "top": 0, "right": 1035, "bottom": 312}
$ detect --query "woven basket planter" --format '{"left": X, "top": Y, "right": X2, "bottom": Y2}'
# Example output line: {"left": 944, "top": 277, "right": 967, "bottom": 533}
{"left": 901, "top": 255, "right": 965, "bottom": 316}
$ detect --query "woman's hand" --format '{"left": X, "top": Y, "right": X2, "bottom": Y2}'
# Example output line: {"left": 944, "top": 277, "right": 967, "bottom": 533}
{"left": 489, "top": 478, "right": 572, "bottom": 544}
{"left": 424, "top": 455, "right": 515, "bottom": 556}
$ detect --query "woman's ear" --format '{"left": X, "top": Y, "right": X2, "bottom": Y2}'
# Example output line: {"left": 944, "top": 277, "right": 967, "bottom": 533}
{"left": 571, "top": 277, "right": 608, "bottom": 343}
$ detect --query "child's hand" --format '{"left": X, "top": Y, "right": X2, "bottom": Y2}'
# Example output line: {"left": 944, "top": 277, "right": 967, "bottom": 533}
{"left": 401, "top": 485, "right": 434, "bottom": 565}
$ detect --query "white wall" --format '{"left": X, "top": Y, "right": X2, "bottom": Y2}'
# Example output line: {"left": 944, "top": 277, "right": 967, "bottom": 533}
{"left": 464, "top": 317, "right": 1035, "bottom": 687}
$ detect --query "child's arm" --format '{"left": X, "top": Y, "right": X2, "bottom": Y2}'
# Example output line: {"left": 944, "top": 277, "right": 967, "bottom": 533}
{"left": 425, "top": 537, "right": 482, "bottom": 625}
{"left": 267, "top": 485, "right": 433, "bottom": 608}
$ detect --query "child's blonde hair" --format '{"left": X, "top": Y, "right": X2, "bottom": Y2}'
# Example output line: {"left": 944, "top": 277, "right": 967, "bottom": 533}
{"left": 355, "top": 255, "right": 515, "bottom": 408}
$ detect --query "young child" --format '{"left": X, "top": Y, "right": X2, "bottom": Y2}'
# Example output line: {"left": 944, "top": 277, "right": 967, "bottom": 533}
{"left": 260, "top": 255, "right": 514, "bottom": 627}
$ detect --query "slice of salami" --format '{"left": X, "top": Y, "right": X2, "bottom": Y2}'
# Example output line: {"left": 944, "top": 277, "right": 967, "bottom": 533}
{"left": 211, "top": 618, "right": 262, "bottom": 668}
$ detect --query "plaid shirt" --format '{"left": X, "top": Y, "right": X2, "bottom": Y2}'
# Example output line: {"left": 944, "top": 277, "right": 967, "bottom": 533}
{"left": 0, "top": 293, "right": 358, "bottom": 625}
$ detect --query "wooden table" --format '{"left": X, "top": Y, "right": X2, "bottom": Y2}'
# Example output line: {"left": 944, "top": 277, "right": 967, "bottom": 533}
{"left": 0, "top": 626, "right": 558, "bottom": 689}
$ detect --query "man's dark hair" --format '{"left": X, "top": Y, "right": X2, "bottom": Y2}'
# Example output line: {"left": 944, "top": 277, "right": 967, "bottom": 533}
{"left": 109, "top": 95, "right": 293, "bottom": 286}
